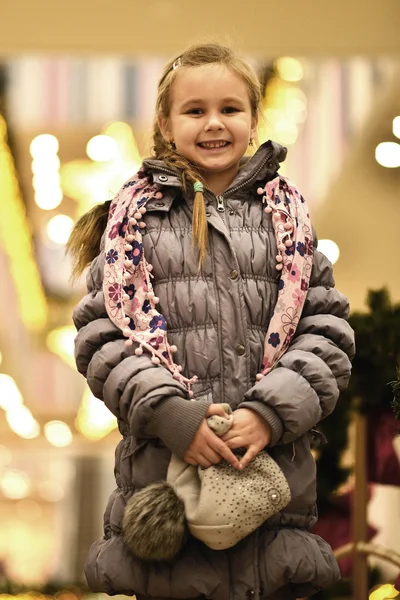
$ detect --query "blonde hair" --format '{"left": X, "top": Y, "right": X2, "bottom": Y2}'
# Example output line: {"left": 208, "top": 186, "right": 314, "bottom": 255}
{"left": 153, "top": 43, "right": 262, "bottom": 267}
{"left": 68, "top": 43, "right": 262, "bottom": 277}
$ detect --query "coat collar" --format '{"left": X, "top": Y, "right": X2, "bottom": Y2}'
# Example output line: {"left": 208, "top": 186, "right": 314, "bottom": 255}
{"left": 143, "top": 140, "right": 287, "bottom": 212}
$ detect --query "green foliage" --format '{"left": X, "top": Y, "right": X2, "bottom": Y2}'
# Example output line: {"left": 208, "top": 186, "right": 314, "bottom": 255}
{"left": 390, "top": 371, "right": 400, "bottom": 424}
{"left": 345, "top": 289, "right": 400, "bottom": 413}
{"left": 316, "top": 288, "right": 400, "bottom": 513}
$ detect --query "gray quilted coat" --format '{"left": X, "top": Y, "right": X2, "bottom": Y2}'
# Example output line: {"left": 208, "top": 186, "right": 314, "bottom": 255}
{"left": 73, "top": 141, "right": 355, "bottom": 600}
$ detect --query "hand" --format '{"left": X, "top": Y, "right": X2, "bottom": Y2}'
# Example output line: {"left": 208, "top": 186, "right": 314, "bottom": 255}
{"left": 221, "top": 408, "right": 272, "bottom": 470}
{"left": 184, "top": 404, "right": 240, "bottom": 470}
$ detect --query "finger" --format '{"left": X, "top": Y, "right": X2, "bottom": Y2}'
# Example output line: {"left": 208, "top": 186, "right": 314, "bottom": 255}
{"left": 210, "top": 438, "right": 240, "bottom": 469}
{"left": 201, "top": 447, "right": 223, "bottom": 465}
{"left": 197, "top": 455, "right": 212, "bottom": 469}
{"left": 206, "top": 403, "right": 228, "bottom": 418}
{"left": 225, "top": 437, "right": 246, "bottom": 450}
{"left": 220, "top": 429, "right": 240, "bottom": 442}
{"left": 238, "top": 446, "right": 257, "bottom": 470}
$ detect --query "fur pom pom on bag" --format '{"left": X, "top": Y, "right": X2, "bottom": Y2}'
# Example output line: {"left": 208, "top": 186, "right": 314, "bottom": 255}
{"left": 122, "top": 481, "right": 187, "bottom": 561}
{"left": 122, "top": 405, "right": 291, "bottom": 561}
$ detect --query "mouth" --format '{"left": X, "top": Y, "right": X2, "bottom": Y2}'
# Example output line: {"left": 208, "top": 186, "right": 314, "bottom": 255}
{"left": 197, "top": 141, "right": 231, "bottom": 150}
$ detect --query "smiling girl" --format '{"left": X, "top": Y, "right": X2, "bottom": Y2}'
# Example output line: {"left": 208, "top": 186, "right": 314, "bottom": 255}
{"left": 68, "top": 44, "right": 354, "bottom": 600}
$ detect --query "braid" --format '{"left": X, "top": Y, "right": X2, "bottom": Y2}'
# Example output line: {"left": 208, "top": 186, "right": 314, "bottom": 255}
{"left": 153, "top": 124, "right": 207, "bottom": 268}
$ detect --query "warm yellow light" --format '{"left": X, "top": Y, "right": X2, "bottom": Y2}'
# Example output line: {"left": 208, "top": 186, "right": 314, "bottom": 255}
{"left": 46, "top": 326, "right": 76, "bottom": 370}
{"left": 34, "top": 186, "right": 63, "bottom": 211}
{"left": 16, "top": 499, "right": 42, "bottom": 521}
{"left": 61, "top": 122, "right": 142, "bottom": 213}
{"left": 317, "top": 239, "right": 340, "bottom": 265}
{"left": 275, "top": 120, "right": 298, "bottom": 145}
{"left": 0, "top": 116, "right": 48, "bottom": 331}
{"left": 275, "top": 57, "right": 304, "bottom": 82}
{"left": 31, "top": 136, "right": 63, "bottom": 211}
{"left": 375, "top": 142, "right": 400, "bottom": 168}
{"left": 369, "top": 584, "right": 399, "bottom": 600}
{"left": 0, "top": 373, "right": 24, "bottom": 410}
{"left": 281, "top": 88, "right": 307, "bottom": 124}
{"left": 0, "top": 444, "right": 12, "bottom": 468}
{"left": 30, "top": 134, "right": 59, "bottom": 157}
{"left": 38, "top": 480, "right": 65, "bottom": 502}
{"left": 264, "top": 108, "right": 286, "bottom": 125}
{"left": 6, "top": 405, "right": 40, "bottom": 439}
{"left": 44, "top": 420, "right": 73, "bottom": 447}
{"left": 105, "top": 121, "right": 133, "bottom": 137}
{"left": 32, "top": 155, "right": 61, "bottom": 175}
{"left": 103, "top": 121, "right": 142, "bottom": 173}
{"left": 0, "top": 469, "right": 31, "bottom": 499}
{"left": 46, "top": 214, "right": 74, "bottom": 245}
{"left": 33, "top": 170, "right": 61, "bottom": 190}
{"left": 86, "top": 135, "right": 118, "bottom": 162}
{"left": 76, "top": 387, "right": 117, "bottom": 440}
{"left": 281, "top": 86, "right": 307, "bottom": 104}
{"left": 393, "top": 116, "right": 400, "bottom": 140}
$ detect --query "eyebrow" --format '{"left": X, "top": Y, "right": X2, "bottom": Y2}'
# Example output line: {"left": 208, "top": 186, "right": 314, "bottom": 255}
{"left": 180, "top": 97, "right": 246, "bottom": 109}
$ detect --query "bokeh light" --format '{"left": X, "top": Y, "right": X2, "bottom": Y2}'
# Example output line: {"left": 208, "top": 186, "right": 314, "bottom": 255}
{"left": 275, "top": 57, "right": 304, "bottom": 82}
{"left": 317, "top": 239, "right": 340, "bottom": 265}
{"left": 393, "top": 116, "right": 400, "bottom": 139}
{"left": 29, "top": 134, "right": 59, "bottom": 157}
{"left": 46, "top": 214, "right": 74, "bottom": 245}
{"left": 0, "top": 469, "right": 31, "bottom": 499}
{"left": 0, "top": 373, "right": 23, "bottom": 411}
{"left": 6, "top": 405, "right": 40, "bottom": 439}
{"left": 86, "top": 135, "right": 118, "bottom": 162}
{"left": 375, "top": 142, "right": 400, "bottom": 168}
{"left": 44, "top": 421, "right": 73, "bottom": 447}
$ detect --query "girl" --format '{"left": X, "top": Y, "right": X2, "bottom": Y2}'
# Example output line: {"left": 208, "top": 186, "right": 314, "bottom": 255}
{"left": 68, "top": 43, "right": 355, "bottom": 600}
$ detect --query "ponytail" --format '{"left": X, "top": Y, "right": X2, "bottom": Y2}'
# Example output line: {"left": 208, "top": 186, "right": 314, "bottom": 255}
{"left": 66, "top": 201, "right": 111, "bottom": 280}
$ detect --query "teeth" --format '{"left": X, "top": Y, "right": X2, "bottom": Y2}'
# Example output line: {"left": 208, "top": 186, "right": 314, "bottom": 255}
{"left": 200, "top": 141, "right": 227, "bottom": 148}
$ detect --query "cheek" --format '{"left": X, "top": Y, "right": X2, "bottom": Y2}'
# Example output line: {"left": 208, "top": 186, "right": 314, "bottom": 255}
{"left": 173, "top": 121, "right": 198, "bottom": 144}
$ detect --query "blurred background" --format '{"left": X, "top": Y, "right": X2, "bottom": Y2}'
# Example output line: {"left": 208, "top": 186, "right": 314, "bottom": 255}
{"left": 1, "top": 1, "right": 400, "bottom": 599}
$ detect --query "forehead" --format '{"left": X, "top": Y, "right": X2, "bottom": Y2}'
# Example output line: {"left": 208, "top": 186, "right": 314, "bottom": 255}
{"left": 171, "top": 64, "right": 251, "bottom": 107}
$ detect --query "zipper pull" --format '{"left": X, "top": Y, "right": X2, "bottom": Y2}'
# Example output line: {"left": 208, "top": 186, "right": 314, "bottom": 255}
{"left": 216, "top": 195, "right": 225, "bottom": 212}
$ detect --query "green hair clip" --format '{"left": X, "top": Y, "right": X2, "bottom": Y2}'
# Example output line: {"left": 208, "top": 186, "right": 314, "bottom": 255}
{"left": 193, "top": 181, "right": 204, "bottom": 193}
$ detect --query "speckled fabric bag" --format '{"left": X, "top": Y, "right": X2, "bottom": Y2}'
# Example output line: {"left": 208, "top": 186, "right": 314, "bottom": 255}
{"left": 167, "top": 405, "right": 291, "bottom": 550}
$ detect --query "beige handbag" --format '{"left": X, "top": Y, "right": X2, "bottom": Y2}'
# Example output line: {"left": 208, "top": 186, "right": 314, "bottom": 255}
{"left": 167, "top": 404, "right": 291, "bottom": 550}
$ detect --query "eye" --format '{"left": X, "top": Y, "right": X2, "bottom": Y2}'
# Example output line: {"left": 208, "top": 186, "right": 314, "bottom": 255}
{"left": 222, "top": 106, "right": 240, "bottom": 114}
{"left": 186, "top": 108, "right": 203, "bottom": 115}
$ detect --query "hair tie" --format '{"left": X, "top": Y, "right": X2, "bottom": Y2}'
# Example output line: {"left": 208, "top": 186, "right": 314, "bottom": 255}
{"left": 193, "top": 181, "right": 204, "bottom": 193}
{"left": 172, "top": 57, "right": 182, "bottom": 71}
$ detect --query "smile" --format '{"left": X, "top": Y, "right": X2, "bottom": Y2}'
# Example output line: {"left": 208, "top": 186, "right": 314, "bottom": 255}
{"left": 198, "top": 141, "right": 230, "bottom": 149}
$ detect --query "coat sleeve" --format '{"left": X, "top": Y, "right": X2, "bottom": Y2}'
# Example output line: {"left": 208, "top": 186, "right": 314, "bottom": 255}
{"left": 239, "top": 231, "right": 355, "bottom": 446}
{"left": 73, "top": 252, "right": 210, "bottom": 458}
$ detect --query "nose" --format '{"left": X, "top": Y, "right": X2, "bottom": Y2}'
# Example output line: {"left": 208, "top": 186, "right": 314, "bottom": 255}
{"left": 204, "top": 113, "right": 225, "bottom": 131}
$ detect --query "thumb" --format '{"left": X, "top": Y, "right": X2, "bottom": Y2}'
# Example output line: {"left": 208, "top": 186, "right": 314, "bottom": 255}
{"left": 206, "top": 403, "right": 228, "bottom": 418}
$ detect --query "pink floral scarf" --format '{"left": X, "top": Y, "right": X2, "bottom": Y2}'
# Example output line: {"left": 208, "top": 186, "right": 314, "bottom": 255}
{"left": 103, "top": 169, "right": 314, "bottom": 395}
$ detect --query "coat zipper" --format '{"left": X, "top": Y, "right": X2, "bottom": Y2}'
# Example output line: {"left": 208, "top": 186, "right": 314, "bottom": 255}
{"left": 216, "top": 195, "right": 226, "bottom": 225}
{"left": 146, "top": 149, "right": 274, "bottom": 227}
{"left": 218, "top": 149, "right": 274, "bottom": 199}
{"left": 146, "top": 148, "right": 274, "bottom": 200}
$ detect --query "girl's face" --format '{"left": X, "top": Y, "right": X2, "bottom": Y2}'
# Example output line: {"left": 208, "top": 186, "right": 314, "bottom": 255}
{"left": 159, "top": 64, "right": 257, "bottom": 193}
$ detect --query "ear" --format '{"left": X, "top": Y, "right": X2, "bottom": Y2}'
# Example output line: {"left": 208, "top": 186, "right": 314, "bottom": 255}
{"left": 158, "top": 116, "right": 172, "bottom": 142}
{"left": 250, "top": 114, "right": 258, "bottom": 140}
